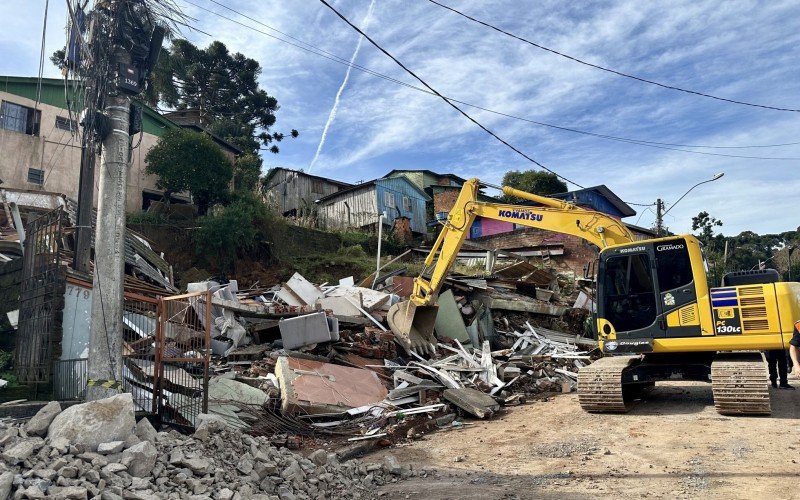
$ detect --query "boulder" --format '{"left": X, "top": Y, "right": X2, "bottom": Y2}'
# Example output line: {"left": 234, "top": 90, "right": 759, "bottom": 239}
{"left": 25, "top": 401, "right": 62, "bottom": 437}
{"left": 47, "top": 394, "right": 135, "bottom": 451}
{"left": 121, "top": 441, "right": 157, "bottom": 478}
{"left": 134, "top": 418, "right": 157, "bottom": 444}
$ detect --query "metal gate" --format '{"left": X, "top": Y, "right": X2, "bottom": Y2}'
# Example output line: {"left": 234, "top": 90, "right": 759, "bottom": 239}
{"left": 15, "top": 208, "right": 67, "bottom": 383}
{"left": 155, "top": 291, "right": 211, "bottom": 429}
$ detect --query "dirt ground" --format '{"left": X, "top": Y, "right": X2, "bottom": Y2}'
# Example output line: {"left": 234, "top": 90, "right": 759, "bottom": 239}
{"left": 372, "top": 381, "right": 800, "bottom": 499}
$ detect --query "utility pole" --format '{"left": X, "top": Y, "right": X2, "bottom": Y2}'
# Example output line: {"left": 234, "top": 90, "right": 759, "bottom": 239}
{"left": 73, "top": 145, "right": 95, "bottom": 274}
{"left": 655, "top": 198, "right": 664, "bottom": 236}
{"left": 86, "top": 1, "right": 132, "bottom": 401}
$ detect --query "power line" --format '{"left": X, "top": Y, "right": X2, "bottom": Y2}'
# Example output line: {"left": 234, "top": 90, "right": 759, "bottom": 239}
{"left": 35, "top": 0, "right": 50, "bottom": 112}
{"left": 187, "top": 1, "right": 800, "bottom": 160}
{"left": 425, "top": 0, "right": 800, "bottom": 113}
{"left": 316, "top": 0, "right": 584, "bottom": 188}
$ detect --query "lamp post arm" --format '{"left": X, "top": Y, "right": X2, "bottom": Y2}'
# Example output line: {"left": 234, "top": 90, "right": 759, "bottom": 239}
{"left": 662, "top": 178, "right": 715, "bottom": 217}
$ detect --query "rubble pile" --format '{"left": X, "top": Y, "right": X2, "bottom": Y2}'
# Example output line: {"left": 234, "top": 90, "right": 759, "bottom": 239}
{"left": 173, "top": 268, "right": 598, "bottom": 448}
{"left": 0, "top": 395, "right": 418, "bottom": 500}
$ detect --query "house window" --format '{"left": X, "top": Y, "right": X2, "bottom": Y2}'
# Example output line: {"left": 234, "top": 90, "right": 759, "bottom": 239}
{"left": 0, "top": 101, "right": 41, "bottom": 135}
{"left": 403, "top": 196, "right": 413, "bottom": 213}
{"left": 27, "top": 168, "right": 44, "bottom": 185}
{"left": 384, "top": 191, "right": 395, "bottom": 208}
{"left": 55, "top": 116, "right": 77, "bottom": 132}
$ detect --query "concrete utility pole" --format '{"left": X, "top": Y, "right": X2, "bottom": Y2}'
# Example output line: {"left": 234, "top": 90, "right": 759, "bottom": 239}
{"left": 87, "top": 2, "right": 132, "bottom": 401}
{"left": 655, "top": 198, "right": 664, "bottom": 236}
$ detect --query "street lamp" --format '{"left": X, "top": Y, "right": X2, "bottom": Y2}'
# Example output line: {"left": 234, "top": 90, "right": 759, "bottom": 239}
{"left": 656, "top": 172, "right": 724, "bottom": 235}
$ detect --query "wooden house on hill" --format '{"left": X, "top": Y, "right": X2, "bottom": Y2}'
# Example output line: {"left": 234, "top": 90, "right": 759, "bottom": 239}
{"left": 316, "top": 177, "right": 431, "bottom": 234}
{"left": 261, "top": 168, "right": 352, "bottom": 217}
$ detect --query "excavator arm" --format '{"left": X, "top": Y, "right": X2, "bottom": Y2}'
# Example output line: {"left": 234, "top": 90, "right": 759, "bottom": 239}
{"left": 387, "top": 178, "right": 635, "bottom": 353}
{"left": 412, "top": 178, "right": 635, "bottom": 306}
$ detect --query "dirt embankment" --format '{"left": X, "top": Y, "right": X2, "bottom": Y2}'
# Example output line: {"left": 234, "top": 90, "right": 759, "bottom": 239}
{"left": 373, "top": 381, "right": 800, "bottom": 499}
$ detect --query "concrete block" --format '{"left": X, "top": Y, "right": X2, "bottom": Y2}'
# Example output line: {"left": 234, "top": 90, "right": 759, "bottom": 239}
{"left": 279, "top": 312, "right": 335, "bottom": 350}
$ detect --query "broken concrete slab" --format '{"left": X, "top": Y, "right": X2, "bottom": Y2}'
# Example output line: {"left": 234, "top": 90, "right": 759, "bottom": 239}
{"left": 275, "top": 356, "right": 388, "bottom": 415}
{"left": 326, "top": 286, "right": 391, "bottom": 311}
{"left": 284, "top": 273, "right": 325, "bottom": 305}
{"left": 208, "top": 377, "right": 269, "bottom": 406}
{"left": 317, "top": 296, "right": 363, "bottom": 317}
{"left": 443, "top": 388, "right": 500, "bottom": 419}
{"left": 279, "top": 312, "right": 338, "bottom": 350}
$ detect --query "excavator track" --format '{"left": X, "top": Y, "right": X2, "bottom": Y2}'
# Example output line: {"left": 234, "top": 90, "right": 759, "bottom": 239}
{"left": 711, "top": 353, "right": 771, "bottom": 416}
{"left": 577, "top": 356, "right": 637, "bottom": 413}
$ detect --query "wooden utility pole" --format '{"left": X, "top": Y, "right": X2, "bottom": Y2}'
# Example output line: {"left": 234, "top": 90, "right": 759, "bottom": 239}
{"left": 655, "top": 198, "right": 664, "bottom": 236}
{"left": 86, "top": 1, "right": 132, "bottom": 401}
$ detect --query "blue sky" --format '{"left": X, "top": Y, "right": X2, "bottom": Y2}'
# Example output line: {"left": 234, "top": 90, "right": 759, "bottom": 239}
{"left": 2, "top": 0, "right": 799, "bottom": 235}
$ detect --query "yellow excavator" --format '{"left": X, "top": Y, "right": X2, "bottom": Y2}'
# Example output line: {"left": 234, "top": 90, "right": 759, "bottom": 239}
{"left": 387, "top": 178, "right": 800, "bottom": 415}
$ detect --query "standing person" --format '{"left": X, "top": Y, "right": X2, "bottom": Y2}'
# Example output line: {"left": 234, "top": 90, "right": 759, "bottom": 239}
{"left": 789, "top": 321, "right": 800, "bottom": 381}
{"left": 766, "top": 350, "right": 792, "bottom": 389}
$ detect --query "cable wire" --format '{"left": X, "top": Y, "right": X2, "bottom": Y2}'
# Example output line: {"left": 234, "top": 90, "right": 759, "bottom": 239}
{"left": 35, "top": 0, "right": 50, "bottom": 113}
{"left": 318, "top": 1, "right": 587, "bottom": 187}
{"left": 191, "top": 0, "right": 800, "bottom": 159}
{"left": 425, "top": 0, "right": 800, "bottom": 113}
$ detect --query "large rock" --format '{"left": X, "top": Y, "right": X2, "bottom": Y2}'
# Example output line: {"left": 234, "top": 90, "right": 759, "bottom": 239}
{"left": 47, "top": 394, "right": 135, "bottom": 451}
{"left": 25, "top": 401, "right": 62, "bottom": 437}
{"left": 121, "top": 441, "right": 157, "bottom": 477}
{"left": 134, "top": 418, "right": 157, "bottom": 444}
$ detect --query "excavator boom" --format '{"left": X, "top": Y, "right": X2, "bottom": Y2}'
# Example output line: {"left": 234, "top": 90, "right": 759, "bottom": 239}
{"left": 389, "top": 178, "right": 635, "bottom": 353}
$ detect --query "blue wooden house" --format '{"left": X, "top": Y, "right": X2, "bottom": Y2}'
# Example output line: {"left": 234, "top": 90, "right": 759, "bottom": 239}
{"left": 316, "top": 177, "right": 431, "bottom": 234}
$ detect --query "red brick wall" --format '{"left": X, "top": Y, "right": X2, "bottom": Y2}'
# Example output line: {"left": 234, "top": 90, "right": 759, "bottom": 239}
{"left": 433, "top": 189, "right": 460, "bottom": 214}
{"left": 473, "top": 228, "right": 598, "bottom": 276}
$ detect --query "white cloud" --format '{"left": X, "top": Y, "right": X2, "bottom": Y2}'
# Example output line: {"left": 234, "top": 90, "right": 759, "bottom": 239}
{"left": 1, "top": 0, "right": 797, "bottom": 235}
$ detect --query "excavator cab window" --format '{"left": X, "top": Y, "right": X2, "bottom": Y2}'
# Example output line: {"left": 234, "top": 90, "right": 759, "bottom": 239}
{"left": 601, "top": 253, "right": 658, "bottom": 332}
{"left": 655, "top": 243, "right": 693, "bottom": 292}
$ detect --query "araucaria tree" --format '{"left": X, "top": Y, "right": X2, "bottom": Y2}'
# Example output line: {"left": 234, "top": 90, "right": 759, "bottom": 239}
{"left": 145, "top": 129, "right": 232, "bottom": 215}
{"left": 148, "top": 39, "right": 298, "bottom": 155}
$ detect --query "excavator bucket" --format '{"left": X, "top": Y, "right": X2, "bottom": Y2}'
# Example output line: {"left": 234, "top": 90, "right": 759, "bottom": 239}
{"left": 387, "top": 301, "right": 439, "bottom": 355}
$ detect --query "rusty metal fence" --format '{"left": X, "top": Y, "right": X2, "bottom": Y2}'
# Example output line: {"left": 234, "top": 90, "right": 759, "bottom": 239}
{"left": 51, "top": 291, "right": 210, "bottom": 427}
{"left": 122, "top": 293, "right": 160, "bottom": 414}
{"left": 155, "top": 291, "right": 211, "bottom": 429}
{"left": 15, "top": 207, "right": 67, "bottom": 383}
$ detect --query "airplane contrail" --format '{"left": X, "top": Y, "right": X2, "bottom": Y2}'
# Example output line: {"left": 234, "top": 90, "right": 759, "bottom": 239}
{"left": 308, "top": 0, "right": 376, "bottom": 171}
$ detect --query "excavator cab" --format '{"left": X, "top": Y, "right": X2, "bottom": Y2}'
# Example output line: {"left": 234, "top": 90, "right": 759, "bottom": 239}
{"left": 596, "top": 235, "right": 707, "bottom": 354}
